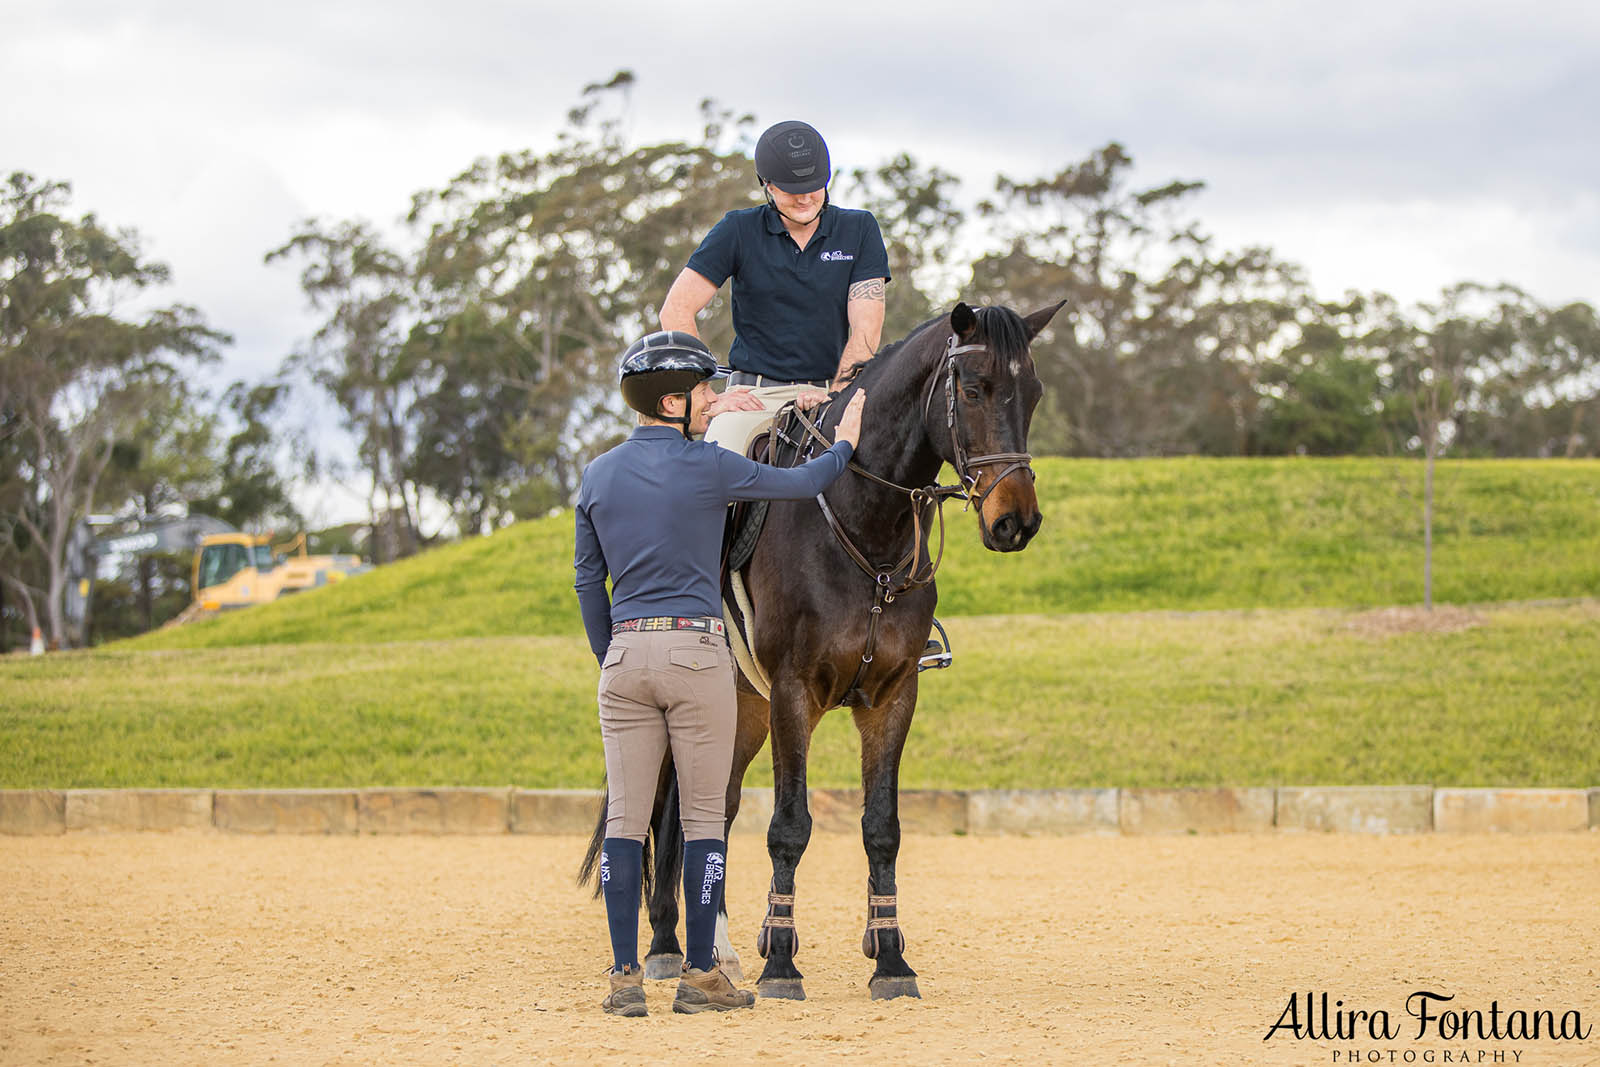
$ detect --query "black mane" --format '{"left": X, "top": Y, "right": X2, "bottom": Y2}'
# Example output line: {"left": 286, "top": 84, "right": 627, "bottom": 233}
{"left": 843, "top": 305, "right": 1032, "bottom": 388}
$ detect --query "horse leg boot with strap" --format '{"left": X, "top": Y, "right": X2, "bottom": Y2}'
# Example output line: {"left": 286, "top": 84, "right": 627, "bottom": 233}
{"left": 754, "top": 888, "right": 805, "bottom": 1000}
{"left": 861, "top": 889, "right": 918, "bottom": 999}
{"left": 861, "top": 892, "right": 908, "bottom": 961}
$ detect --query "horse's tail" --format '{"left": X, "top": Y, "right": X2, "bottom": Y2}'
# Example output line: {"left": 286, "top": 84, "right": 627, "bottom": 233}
{"left": 650, "top": 770, "right": 685, "bottom": 924}
{"left": 576, "top": 780, "right": 656, "bottom": 903}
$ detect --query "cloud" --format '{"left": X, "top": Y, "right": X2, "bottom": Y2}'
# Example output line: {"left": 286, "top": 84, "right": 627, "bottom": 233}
{"left": 7, "top": 0, "right": 1598, "bottom": 522}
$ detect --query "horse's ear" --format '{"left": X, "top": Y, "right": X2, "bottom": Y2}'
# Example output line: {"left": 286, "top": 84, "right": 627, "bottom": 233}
{"left": 950, "top": 301, "right": 977, "bottom": 338}
{"left": 1022, "top": 300, "right": 1068, "bottom": 341}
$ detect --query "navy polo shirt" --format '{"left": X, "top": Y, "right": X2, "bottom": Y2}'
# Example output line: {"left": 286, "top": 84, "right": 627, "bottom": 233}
{"left": 573, "top": 426, "right": 854, "bottom": 661}
{"left": 685, "top": 204, "right": 890, "bottom": 383}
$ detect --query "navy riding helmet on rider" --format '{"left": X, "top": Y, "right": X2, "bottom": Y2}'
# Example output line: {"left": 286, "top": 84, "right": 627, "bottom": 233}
{"left": 754, "top": 120, "right": 831, "bottom": 196}
{"left": 619, "top": 330, "right": 731, "bottom": 439}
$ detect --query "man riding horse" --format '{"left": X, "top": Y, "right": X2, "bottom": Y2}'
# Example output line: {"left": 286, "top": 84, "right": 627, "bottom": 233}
{"left": 659, "top": 119, "right": 952, "bottom": 668}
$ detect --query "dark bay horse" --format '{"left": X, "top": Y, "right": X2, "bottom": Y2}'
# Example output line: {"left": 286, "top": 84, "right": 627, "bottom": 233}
{"left": 582, "top": 299, "right": 1063, "bottom": 1000}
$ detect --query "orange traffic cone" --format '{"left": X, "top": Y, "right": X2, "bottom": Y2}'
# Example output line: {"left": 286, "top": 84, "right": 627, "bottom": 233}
{"left": 29, "top": 626, "right": 44, "bottom": 655}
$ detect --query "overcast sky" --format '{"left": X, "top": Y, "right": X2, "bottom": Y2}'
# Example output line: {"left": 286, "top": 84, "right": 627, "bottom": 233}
{"left": 7, "top": 0, "right": 1597, "bottom": 522}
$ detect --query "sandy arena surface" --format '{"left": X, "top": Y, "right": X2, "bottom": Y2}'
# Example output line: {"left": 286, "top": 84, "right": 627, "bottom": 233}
{"left": 2, "top": 831, "right": 1597, "bottom": 1066}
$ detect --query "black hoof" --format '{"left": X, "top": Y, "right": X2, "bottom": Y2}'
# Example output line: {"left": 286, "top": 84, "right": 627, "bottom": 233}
{"left": 757, "top": 978, "right": 806, "bottom": 1001}
{"left": 868, "top": 975, "right": 921, "bottom": 1001}
{"left": 643, "top": 953, "right": 684, "bottom": 981}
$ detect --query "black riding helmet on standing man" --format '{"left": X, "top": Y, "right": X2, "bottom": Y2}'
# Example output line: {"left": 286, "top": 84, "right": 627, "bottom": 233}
{"left": 619, "top": 330, "right": 730, "bottom": 439}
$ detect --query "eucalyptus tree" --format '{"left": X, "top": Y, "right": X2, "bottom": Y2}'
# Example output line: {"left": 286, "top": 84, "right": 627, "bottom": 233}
{"left": 267, "top": 220, "right": 422, "bottom": 561}
{"left": 405, "top": 85, "right": 758, "bottom": 528}
{"left": 1447, "top": 290, "right": 1600, "bottom": 458}
{"left": 1255, "top": 293, "right": 1399, "bottom": 456}
{"left": 0, "top": 172, "right": 225, "bottom": 647}
{"left": 191, "top": 380, "right": 305, "bottom": 531}
{"left": 969, "top": 143, "right": 1307, "bottom": 457}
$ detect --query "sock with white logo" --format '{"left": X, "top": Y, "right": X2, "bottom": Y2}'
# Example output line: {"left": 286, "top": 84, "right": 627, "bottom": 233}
{"left": 682, "top": 837, "right": 726, "bottom": 973}
{"left": 600, "top": 837, "right": 643, "bottom": 972}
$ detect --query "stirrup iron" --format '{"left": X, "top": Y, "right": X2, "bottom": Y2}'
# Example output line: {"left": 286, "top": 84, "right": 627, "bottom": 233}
{"left": 918, "top": 616, "right": 954, "bottom": 672}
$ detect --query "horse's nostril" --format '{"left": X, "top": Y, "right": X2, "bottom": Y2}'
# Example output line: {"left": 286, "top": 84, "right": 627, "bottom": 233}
{"left": 1024, "top": 513, "right": 1042, "bottom": 538}
{"left": 993, "top": 515, "right": 1017, "bottom": 543}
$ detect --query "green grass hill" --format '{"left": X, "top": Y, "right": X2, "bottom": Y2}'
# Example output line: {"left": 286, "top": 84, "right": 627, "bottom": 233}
{"left": 8, "top": 457, "right": 1597, "bottom": 790}
{"left": 128, "top": 456, "right": 1600, "bottom": 650}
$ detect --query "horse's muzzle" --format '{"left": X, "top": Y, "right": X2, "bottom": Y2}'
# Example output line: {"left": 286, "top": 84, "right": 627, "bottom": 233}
{"left": 984, "top": 509, "right": 1042, "bottom": 552}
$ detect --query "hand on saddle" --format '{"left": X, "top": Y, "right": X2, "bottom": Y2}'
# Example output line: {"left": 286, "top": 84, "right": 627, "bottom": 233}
{"left": 795, "top": 389, "right": 830, "bottom": 412}
{"left": 835, "top": 390, "right": 867, "bottom": 449}
{"left": 704, "top": 387, "right": 765, "bottom": 418}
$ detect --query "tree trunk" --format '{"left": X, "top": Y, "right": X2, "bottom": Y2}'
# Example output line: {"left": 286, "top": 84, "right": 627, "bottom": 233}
{"left": 1423, "top": 427, "right": 1435, "bottom": 612}
{"left": 1, "top": 576, "right": 43, "bottom": 650}
{"left": 139, "top": 555, "right": 155, "bottom": 632}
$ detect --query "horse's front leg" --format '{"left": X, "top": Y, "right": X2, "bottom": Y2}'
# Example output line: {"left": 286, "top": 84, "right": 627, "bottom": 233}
{"left": 853, "top": 673, "right": 921, "bottom": 1000}
{"left": 712, "top": 686, "right": 772, "bottom": 984}
{"left": 755, "top": 682, "right": 824, "bottom": 1000}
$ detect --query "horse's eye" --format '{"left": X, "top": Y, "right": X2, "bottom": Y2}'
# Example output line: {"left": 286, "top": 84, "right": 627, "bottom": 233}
{"left": 962, "top": 385, "right": 981, "bottom": 401}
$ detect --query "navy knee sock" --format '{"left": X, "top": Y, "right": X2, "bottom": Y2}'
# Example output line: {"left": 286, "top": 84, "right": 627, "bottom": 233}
{"left": 682, "top": 838, "right": 727, "bottom": 973}
{"left": 600, "top": 837, "right": 643, "bottom": 972}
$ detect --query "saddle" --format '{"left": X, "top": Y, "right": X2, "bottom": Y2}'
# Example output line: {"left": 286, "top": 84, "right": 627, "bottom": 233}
{"left": 719, "top": 403, "right": 812, "bottom": 584}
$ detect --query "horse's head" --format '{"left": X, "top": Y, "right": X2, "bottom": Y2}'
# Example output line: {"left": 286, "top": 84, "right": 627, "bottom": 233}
{"left": 934, "top": 300, "right": 1064, "bottom": 552}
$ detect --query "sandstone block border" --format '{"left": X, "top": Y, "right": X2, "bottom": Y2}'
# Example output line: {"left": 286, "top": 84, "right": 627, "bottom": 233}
{"left": 64, "top": 789, "right": 214, "bottom": 832}
{"left": 1434, "top": 788, "right": 1591, "bottom": 834}
{"left": 1120, "top": 787, "right": 1276, "bottom": 834}
{"left": 357, "top": 788, "right": 511, "bottom": 834}
{"left": 966, "top": 789, "right": 1118, "bottom": 835}
{"left": 2, "top": 786, "right": 1595, "bottom": 835}
{"left": 214, "top": 789, "right": 358, "bottom": 834}
{"left": 1, "top": 790, "right": 66, "bottom": 835}
{"left": 1276, "top": 786, "right": 1434, "bottom": 834}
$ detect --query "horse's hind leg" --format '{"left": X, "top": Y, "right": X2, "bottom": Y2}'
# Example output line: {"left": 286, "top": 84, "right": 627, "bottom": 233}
{"left": 643, "top": 758, "right": 684, "bottom": 979}
{"left": 853, "top": 678, "right": 921, "bottom": 1000}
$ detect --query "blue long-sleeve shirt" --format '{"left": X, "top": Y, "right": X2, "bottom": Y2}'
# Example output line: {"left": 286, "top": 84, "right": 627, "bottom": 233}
{"left": 573, "top": 425, "right": 853, "bottom": 661}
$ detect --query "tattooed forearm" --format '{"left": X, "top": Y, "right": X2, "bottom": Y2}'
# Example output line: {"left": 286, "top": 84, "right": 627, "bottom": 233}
{"left": 848, "top": 278, "right": 886, "bottom": 302}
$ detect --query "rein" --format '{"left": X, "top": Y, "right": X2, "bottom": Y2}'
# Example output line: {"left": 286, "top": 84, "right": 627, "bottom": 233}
{"left": 778, "top": 331, "right": 1037, "bottom": 704}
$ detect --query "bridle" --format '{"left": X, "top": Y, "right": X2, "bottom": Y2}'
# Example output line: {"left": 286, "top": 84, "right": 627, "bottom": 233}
{"left": 778, "top": 330, "right": 1037, "bottom": 705}
{"left": 923, "top": 333, "right": 1037, "bottom": 512}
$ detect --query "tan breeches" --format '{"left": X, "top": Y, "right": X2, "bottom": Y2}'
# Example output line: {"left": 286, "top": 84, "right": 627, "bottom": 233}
{"left": 597, "top": 629, "right": 736, "bottom": 843}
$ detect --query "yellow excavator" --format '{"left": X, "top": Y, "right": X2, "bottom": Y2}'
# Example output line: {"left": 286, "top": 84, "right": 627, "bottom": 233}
{"left": 66, "top": 517, "right": 371, "bottom": 637}
{"left": 190, "top": 531, "right": 369, "bottom": 613}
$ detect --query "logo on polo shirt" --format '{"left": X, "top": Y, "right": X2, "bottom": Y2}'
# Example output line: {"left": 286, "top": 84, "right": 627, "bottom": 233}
{"left": 820, "top": 250, "right": 855, "bottom": 262}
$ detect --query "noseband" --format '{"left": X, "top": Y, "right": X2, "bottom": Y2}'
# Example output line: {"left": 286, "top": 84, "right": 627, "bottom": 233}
{"left": 923, "top": 333, "right": 1036, "bottom": 513}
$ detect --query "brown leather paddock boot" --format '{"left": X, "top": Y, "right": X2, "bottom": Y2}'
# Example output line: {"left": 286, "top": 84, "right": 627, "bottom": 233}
{"left": 673, "top": 965, "right": 756, "bottom": 1014}
{"left": 602, "top": 965, "right": 647, "bottom": 1018}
